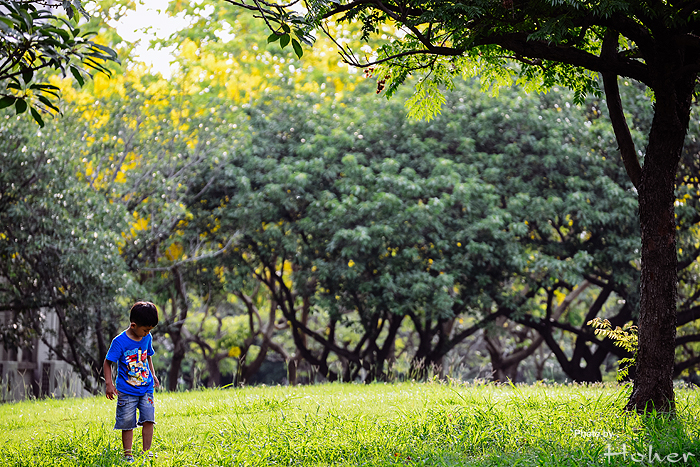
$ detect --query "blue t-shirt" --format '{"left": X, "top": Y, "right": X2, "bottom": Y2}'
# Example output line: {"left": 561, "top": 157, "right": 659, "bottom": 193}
{"left": 105, "top": 331, "right": 155, "bottom": 396}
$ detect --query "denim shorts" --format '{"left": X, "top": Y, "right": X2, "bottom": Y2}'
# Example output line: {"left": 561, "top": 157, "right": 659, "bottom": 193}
{"left": 114, "top": 393, "right": 155, "bottom": 431}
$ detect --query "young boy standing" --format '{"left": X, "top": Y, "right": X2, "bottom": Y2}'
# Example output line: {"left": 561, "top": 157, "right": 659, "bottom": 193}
{"left": 104, "top": 301, "right": 160, "bottom": 463}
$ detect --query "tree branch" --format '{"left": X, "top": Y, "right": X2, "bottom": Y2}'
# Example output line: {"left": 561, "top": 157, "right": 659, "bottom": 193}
{"left": 140, "top": 232, "right": 239, "bottom": 271}
{"left": 600, "top": 29, "right": 642, "bottom": 189}
{"left": 676, "top": 333, "right": 700, "bottom": 346}
{"left": 678, "top": 306, "right": 700, "bottom": 327}
{"left": 673, "top": 355, "right": 700, "bottom": 378}
{"left": 678, "top": 245, "right": 700, "bottom": 271}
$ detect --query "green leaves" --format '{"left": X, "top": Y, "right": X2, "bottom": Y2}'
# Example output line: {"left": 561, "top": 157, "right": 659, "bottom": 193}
{"left": 266, "top": 23, "right": 304, "bottom": 58}
{"left": 280, "top": 33, "right": 290, "bottom": 48}
{"left": 21, "top": 67, "right": 34, "bottom": 85}
{"left": 228, "top": 0, "right": 690, "bottom": 124}
{"left": 14, "top": 98, "right": 27, "bottom": 114}
{"left": 588, "top": 318, "right": 638, "bottom": 380}
{"left": 70, "top": 66, "right": 85, "bottom": 87}
{"left": 30, "top": 107, "right": 44, "bottom": 127}
{"left": 0, "top": 0, "right": 118, "bottom": 126}
{"left": 0, "top": 96, "right": 15, "bottom": 109}
{"left": 61, "top": 0, "right": 89, "bottom": 21}
{"left": 292, "top": 39, "right": 303, "bottom": 58}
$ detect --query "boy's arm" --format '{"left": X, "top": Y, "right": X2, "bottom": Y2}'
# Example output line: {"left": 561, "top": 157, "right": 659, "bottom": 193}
{"left": 148, "top": 356, "right": 160, "bottom": 389}
{"left": 103, "top": 359, "right": 117, "bottom": 400}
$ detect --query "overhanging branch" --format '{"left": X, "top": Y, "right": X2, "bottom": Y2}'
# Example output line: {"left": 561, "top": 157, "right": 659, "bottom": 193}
{"left": 601, "top": 29, "right": 642, "bottom": 189}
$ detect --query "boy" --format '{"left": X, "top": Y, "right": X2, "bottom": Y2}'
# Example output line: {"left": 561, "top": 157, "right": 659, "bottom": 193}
{"left": 104, "top": 301, "right": 160, "bottom": 463}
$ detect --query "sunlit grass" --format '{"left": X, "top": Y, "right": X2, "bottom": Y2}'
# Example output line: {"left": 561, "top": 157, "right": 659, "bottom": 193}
{"left": 1, "top": 381, "right": 699, "bottom": 466}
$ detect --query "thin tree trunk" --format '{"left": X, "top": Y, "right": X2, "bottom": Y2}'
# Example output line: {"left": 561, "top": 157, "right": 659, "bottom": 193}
{"left": 206, "top": 356, "right": 222, "bottom": 387}
{"left": 53, "top": 306, "right": 95, "bottom": 393}
{"left": 94, "top": 308, "right": 108, "bottom": 382}
{"left": 168, "top": 334, "right": 186, "bottom": 391}
{"left": 167, "top": 266, "right": 189, "bottom": 392}
{"left": 241, "top": 341, "right": 270, "bottom": 383}
{"left": 287, "top": 356, "right": 299, "bottom": 385}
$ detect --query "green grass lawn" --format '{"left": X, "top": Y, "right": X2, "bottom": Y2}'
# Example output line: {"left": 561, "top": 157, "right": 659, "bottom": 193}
{"left": 1, "top": 381, "right": 699, "bottom": 466}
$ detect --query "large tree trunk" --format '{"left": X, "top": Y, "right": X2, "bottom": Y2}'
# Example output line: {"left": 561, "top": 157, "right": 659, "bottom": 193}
{"left": 625, "top": 71, "right": 694, "bottom": 413}
{"left": 600, "top": 32, "right": 696, "bottom": 413}
{"left": 626, "top": 128, "right": 680, "bottom": 412}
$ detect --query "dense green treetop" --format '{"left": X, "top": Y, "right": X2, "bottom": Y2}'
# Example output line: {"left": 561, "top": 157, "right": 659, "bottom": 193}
{"left": 179, "top": 79, "right": 662, "bottom": 378}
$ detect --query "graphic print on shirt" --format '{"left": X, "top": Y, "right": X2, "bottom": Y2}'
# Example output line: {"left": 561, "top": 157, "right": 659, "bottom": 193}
{"left": 124, "top": 348, "right": 150, "bottom": 386}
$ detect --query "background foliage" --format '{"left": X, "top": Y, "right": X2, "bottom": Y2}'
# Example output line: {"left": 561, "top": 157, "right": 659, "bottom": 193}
{"left": 0, "top": 4, "right": 699, "bottom": 392}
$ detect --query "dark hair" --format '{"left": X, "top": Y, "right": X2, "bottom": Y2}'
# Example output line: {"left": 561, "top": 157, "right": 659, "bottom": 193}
{"left": 130, "top": 301, "right": 159, "bottom": 327}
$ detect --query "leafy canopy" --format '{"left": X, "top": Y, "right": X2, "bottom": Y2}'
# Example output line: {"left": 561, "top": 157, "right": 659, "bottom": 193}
{"left": 0, "top": 0, "right": 118, "bottom": 126}
{"left": 225, "top": 0, "right": 700, "bottom": 118}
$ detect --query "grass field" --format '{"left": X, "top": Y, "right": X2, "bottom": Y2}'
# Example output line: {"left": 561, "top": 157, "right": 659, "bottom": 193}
{"left": 1, "top": 381, "right": 699, "bottom": 466}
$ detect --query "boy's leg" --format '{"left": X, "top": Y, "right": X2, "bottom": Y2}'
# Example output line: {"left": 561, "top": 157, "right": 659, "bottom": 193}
{"left": 136, "top": 393, "right": 156, "bottom": 453}
{"left": 122, "top": 429, "right": 134, "bottom": 456}
{"left": 142, "top": 422, "right": 154, "bottom": 451}
{"left": 114, "top": 394, "right": 138, "bottom": 459}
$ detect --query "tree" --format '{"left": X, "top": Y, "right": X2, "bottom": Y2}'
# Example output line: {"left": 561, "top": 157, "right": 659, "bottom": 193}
{"left": 227, "top": 0, "right": 700, "bottom": 413}
{"left": 0, "top": 112, "right": 131, "bottom": 393}
{"left": 515, "top": 82, "right": 700, "bottom": 385}
{"left": 17, "top": 5, "right": 358, "bottom": 391}
{"left": 185, "top": 77, "right": 686, "bottom": 386}
{"left": 57, "top": 66, "right": 238, "bottom": 391}
{"left": 0, "top": 0, "right": 117, "bottom": 125}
